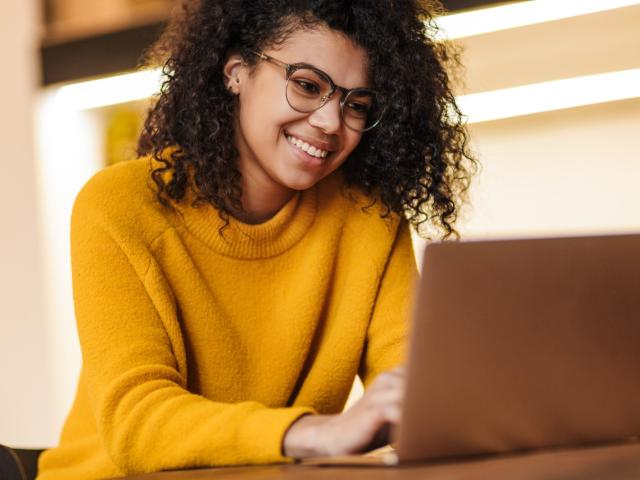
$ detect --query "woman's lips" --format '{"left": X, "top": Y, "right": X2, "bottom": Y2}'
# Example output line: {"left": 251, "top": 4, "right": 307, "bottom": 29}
{"left": 286, "top": 134, "right": 329, "bottom": 158}
{"left": 284, "top": 130, "right": 336, "bottom": 155}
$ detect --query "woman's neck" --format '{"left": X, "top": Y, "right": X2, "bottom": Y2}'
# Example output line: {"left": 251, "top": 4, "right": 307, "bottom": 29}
{"left": 232, "top": 165, "right": 295, "bottom": 225}
{"left": 231, "top": 124, "right": 297, "bottom": 224}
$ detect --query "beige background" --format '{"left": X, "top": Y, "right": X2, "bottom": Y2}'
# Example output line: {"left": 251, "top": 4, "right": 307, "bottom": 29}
{"left": 1, "top": 0, "right": 51, "bottom": 446}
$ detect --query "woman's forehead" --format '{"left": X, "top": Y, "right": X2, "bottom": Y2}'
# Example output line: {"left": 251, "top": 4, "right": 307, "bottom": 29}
{"left": 265, "top": 27, "right": 371, "bottom": 88}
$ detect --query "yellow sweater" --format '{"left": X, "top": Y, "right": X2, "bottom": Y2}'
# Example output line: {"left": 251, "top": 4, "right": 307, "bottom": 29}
{"left": 38, "top": 158, "right": 417, "bottom": 479}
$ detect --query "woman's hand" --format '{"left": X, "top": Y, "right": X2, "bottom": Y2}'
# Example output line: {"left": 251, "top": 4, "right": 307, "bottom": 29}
{"left": 283, "top": 367, "right": 405, "bottom": 458}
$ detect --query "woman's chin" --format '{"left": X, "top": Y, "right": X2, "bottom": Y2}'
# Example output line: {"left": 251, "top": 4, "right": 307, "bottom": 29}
{"left": 280, "top": 175, "right": 320, "bottom": 192}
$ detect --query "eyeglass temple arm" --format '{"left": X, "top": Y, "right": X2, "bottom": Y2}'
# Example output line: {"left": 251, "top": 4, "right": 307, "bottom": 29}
{"left": 250, "top": 50, "right": 268, "bottom": 61}
{"left": 250, "top": 50, "right": 290, "bottom": 70}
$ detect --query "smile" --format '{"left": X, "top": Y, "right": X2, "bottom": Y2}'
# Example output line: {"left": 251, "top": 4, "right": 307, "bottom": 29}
{"left": 286, "top": 134, "right": 329, "bottom": 159}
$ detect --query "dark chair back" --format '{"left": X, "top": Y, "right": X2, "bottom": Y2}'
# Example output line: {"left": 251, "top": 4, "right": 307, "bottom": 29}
{"left": 0, "top": 445, "right": 44, "bottom": 480}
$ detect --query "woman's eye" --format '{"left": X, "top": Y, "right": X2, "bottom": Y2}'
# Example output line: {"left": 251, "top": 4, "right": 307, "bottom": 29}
{"left": 347, "top": 102, "right": 371, "bottom": 116}
{"left": 295, "top": 80, "right": 321, "bottom": 95}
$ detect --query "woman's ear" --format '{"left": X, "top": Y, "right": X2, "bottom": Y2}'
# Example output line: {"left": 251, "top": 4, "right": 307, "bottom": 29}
{"left": 223, "top": 54, "right": 244, "bottom": 94}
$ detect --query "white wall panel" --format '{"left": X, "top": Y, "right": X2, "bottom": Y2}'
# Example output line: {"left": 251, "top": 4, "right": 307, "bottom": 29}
{"left": 0, "top": 0, "right": 51, "bottom": 447}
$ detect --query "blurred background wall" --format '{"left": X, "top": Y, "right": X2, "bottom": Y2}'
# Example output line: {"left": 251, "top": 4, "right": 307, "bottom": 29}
{"left": 1, "top": 0, "right": 639, "bottom": 447}
{"left": 457, "top": 6, "right": 640, "bottom": 240}
{"left": 0, "top": 0, "right": 52, "bottom": 447}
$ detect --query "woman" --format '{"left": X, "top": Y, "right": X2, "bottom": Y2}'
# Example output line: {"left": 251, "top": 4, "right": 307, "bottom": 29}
{"left": 38, "top": 0, "right": 475, "bottom": 478}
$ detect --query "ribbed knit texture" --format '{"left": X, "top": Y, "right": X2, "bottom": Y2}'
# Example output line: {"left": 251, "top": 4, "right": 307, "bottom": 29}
{"left": 37, "top": 158, "right": 417, "bottom": 479}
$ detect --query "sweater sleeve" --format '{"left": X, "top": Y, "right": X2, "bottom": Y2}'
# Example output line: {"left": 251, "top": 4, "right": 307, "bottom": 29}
{"left": 70, "top": 196, "right": 314, "bottom": 475}
{"left": 358, "top": 221, "right": 418, "bottom": 387}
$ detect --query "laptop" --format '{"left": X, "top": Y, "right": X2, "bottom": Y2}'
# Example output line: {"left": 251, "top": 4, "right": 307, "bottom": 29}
{"left": 304, "top": 233, "right": 640, "bottom": 466}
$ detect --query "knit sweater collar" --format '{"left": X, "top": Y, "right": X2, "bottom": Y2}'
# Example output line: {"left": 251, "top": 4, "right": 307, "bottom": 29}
{"left": 178, "top": 186, "right": 317, "bottom": 259}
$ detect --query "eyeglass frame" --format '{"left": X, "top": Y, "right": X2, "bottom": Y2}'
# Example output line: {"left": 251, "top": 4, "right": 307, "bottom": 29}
{"left": 249, "top": 50, "right": 386, "bottom": 132}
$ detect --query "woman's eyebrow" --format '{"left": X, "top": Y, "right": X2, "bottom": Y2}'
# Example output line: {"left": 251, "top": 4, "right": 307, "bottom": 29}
{"left": 290, "top": 61, "right": 321, "bottom": 70}
{"left": 296, "top": 62, "right": 371, "bottom": 89}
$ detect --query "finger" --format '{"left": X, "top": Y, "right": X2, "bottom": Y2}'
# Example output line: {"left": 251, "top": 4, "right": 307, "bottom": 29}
{"left": 370, "top": 370, "right": 405, "bottom": 391}
{"left": 349, "top": 372, "right": 405, "bottom": 413}
{"left": 372, "top": 403, "right": 401, "bottom": 425}
{"left": 364, "top": 387, "right": 404, "bottom": 408}
{"left": 360, "top": 398, "right": 402, "bottom": 425}
{"left": 380, "top": 366, "right": 406, "bottom": 380}
{"left": 384, "top": 404, "right": 402, "bottom": 424}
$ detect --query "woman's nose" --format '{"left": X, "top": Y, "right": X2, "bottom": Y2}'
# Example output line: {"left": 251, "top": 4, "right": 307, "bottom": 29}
{"left": 307, "top": 95, "right": 342, "bottom": 134}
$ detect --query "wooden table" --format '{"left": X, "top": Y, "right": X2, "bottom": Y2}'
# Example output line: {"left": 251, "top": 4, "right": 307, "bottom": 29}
{"left": 121, "top": 441, "right": 640, "bottom": 479}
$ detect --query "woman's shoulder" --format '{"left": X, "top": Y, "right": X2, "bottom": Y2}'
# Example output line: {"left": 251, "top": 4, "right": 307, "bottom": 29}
{"left": 79, "top": 155, "right": 151, "bottom": 192}
{"left": 317, "top": 170, "right": 404, "bottom": 241}
{"left": 72, "top": 157, "right": 172, "bottom": 243}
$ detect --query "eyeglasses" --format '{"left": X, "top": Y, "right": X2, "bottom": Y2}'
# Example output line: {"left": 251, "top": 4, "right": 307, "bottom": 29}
{"left": 251, "top": 51, "right": 385, "bottom": 132}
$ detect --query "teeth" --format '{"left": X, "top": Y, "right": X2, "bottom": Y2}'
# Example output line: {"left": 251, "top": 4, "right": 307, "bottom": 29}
{"left": 286, "top": 135, "right": 329, "bottom": 159}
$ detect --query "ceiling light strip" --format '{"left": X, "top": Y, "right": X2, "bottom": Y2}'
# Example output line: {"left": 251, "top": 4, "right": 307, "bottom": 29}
{"left": 437, "top": 0, "right": 640, "bottom": 40}
{"left": 54, "top": 68, "right": 163, "bottom": 111}
{"left": 458, "top": 68, "right": 640, "bottom": 123}
{"left": 51, "top": 69, "right": 640, "bottom": 124}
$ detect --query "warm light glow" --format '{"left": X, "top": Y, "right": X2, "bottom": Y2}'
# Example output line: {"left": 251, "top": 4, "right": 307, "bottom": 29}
{"left": 437, "top": 0, "right": 640, "bottom": 40}
{"left": 51, "top": 0, "right": 640, "bottom": 124}
{"left": 458, "top": 69, "right": 640, "bottom": 124}
{"left": 51, "top": 67, "right": 640, "bottom": 122}
{"left": 54, "top": 68, "right": 163, "bottom": 110}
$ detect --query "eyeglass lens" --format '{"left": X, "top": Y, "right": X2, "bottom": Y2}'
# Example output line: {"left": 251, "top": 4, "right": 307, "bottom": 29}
{"left": 286, "top": 68, "right": 382, "bottom": 132}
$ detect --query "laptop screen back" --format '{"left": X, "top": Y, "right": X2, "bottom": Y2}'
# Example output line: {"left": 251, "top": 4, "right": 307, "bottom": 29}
{"left": 398, "top": 234, "right": 640, "bottom": 462}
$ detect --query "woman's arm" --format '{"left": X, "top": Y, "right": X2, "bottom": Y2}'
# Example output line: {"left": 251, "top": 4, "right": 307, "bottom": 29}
{"left": 283, "top": 222, "right": 417, "bottom": 457}
{"left": 71, "top": 198, "right": 314, "bottom": 474}
{"left": 359, "top": 222, "right": 417, "bottom": 385}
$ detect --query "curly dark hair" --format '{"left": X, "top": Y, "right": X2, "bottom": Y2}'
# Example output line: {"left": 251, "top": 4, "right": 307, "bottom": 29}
{"left": 138, "top": 0, "right": 476, "bottom": 239}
